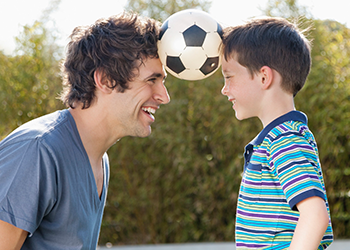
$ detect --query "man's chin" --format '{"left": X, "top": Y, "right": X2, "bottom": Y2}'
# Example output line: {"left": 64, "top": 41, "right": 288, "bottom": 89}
{"left": 135, "top": 126, "right": 152, "bottom": 138}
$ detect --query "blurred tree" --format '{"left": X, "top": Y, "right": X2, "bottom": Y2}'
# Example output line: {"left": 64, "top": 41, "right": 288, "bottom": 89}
{"left": 2, "top": 0, "right": 349, "bottom": 245}
{"left": 0, "top": 0, "right": 64, "bottom": 138}
{"left": 125, "top": 0, "right": 211, "bottom": 21}
{"left": 99, "top": 0, "right": 350, "bottom": 245}
{"left": 100, "top": 0, "right": 258, "bottom": 245}
{"left": 101, "top": 70, "right": 260, "bottom": 244}
{"left": 300, "top": 19, "right": 350, "bottom": 238}
{"left": 262, "top": 0, "right": 309, "bottom": 19}
{"left": 262, "top": 0, "right": 350, "bottom": 240}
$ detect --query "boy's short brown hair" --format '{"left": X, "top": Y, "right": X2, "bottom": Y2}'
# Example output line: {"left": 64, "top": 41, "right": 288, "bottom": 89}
{"left": 222, "top": 17, "right": 311, "bottom": 96}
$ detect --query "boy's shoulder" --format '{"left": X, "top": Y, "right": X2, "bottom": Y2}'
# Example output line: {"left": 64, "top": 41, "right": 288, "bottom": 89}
{"left": 251, "top": 111, "right": 316, "bottom": 147}
{"left": 266, "top": 119, "right": 309, "bottom": 141}
{"left": 252, "top": 111, "right": 309, "bottom": 145}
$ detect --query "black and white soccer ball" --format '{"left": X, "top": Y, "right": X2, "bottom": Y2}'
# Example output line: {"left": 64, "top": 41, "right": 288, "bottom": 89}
{"left": 158, "top": 9, "right": 223, "bottom": 81}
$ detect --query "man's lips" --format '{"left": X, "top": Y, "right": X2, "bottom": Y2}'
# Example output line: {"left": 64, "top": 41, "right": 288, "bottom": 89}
{"left": 141, "top": 106, "right": 157, "bottom": 120}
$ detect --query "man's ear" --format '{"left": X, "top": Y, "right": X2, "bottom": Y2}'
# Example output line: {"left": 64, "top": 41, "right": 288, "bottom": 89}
{"left": 259, "top": 66, "right": 273, "bottom": 90}
{"left": 94, "top": 69, "right": 113, "bottom": 94}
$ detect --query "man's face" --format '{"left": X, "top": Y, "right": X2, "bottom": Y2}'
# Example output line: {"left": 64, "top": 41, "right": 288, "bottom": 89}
{"left": 111, "top": 57, "right": 170, "bottom": 138}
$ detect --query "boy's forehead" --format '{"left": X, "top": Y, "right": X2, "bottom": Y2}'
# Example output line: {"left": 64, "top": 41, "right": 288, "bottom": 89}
{"left": 222, "top": 55, "right": 239, "bottom": 68}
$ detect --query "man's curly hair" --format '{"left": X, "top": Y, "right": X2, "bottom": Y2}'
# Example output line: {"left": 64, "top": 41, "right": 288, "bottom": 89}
{"left": 60, "top": 12, "right": 160, "bottom": 109}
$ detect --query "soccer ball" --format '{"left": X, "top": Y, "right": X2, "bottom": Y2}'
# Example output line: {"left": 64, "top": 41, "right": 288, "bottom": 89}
{"left": 158, "top": 9, "right": 223, "bottom": 81}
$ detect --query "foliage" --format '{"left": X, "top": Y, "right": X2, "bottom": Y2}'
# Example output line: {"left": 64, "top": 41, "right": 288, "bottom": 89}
{"left": 100, "top": 71, "right": 261, "bottom": 244}
{"left": 125, "top": 0, "right": 211, "bottom": 21}
{"left": 298, "top": 19, "right": 350, "bottom": 238}
{"left": 262, "top": 0, "right": 310, "bottom": 19}
{"left": 1, "top": 0, "right": 350, "bottom": 246}
{"left": 262, "top": 0, "right": 350, "bottom": 240}
{"left": 0, "top": 0, "right": 64, "bottom": 138}
{"left": 99, "top": 0, "right": 350, "bottom": 245}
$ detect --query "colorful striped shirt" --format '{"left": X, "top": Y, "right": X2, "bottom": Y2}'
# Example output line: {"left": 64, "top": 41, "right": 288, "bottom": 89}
{"left": 235, "top": 111, "right": 333, "bottom": 249}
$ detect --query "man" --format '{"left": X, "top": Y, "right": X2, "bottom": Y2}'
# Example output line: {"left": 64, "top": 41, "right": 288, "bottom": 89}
{"left": 0, "top": 12, "right": 170, "bottom": 249}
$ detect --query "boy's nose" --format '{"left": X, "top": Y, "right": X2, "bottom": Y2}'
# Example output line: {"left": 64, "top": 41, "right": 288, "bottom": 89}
{"left": 221, "top": 83, "right": 228, "bottom": 96}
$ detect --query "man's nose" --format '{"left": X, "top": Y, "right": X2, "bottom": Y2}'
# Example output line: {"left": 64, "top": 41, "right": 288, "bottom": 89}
{"left": 154, "top": 83, "right": 170, "bottom": 104}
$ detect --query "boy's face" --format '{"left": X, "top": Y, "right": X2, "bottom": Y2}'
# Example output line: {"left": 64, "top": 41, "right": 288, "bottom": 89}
{"left": 109, "top": 57, "right": 170, "bottom": 138}
{"left": 221, "top": 55, "right": 262, "bottom": 121}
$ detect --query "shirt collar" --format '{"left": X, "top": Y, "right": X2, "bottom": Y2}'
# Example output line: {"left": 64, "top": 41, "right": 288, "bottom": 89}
{"left": 250, "top": 110, "right": 308, "bottom": 146}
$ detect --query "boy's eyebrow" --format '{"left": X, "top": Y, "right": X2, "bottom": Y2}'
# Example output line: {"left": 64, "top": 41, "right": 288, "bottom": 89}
{"left": 222, "top": 69, "right": 232, "bottom": 75}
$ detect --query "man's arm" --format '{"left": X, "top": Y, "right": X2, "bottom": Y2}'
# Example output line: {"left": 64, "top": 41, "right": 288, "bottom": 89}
{"left": 289, "top": 196, "right": 329, "bottom": 250}
{"left": 0, "top": 220, "right": 27, "bottom": 250}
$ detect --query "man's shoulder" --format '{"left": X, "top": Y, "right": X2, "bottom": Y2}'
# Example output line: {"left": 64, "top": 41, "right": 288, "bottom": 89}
{"left": 0, "top": 109, "right": 73, "bottom": 147}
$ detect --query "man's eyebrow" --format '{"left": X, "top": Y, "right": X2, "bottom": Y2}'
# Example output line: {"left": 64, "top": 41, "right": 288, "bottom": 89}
{"left": 145, "top": 72, "right": 166, "bottom": 80}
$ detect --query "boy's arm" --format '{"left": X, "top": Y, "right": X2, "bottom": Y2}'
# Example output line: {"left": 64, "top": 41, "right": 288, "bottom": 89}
{"left": 289, "top": 196, "right": 329, "bottom": 250}
{"left": 0, "top": 220, "right": 27, "bottom": 250}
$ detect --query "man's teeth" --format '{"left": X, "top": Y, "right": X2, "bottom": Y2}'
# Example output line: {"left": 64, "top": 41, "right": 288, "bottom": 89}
{"left": 142, "top": 107, "right": 155, "bottom": 115}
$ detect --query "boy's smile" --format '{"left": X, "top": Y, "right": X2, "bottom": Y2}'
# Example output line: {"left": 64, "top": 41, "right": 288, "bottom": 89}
{"left": 221, "top": 55, "right": 262, "bottom": 121}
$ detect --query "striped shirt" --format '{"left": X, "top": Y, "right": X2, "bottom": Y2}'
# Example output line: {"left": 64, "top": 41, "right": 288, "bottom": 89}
{"left": 235, "top": 111, "right": 333, "bottom": 249}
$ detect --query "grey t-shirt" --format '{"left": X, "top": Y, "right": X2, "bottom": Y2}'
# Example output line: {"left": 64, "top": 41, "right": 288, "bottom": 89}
{"left": 0, "top": 109, "right": 109, "bottom": 249}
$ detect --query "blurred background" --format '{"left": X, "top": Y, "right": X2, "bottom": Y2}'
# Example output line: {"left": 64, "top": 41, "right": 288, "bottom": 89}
{"left": 0, "top": 0, "right": 349, "bottom": 247}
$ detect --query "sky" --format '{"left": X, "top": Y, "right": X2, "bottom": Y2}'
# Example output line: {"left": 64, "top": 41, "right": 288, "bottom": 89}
{"left": 0, "top": 0, "right": 349, "bottom": 55}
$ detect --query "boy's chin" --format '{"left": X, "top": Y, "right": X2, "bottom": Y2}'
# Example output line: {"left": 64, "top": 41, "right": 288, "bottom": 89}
{"left": 234, "top": 112, "right": 245, "bottom": 121}
{"left": 235, "top": 113, "right": 253, "bottom": 121}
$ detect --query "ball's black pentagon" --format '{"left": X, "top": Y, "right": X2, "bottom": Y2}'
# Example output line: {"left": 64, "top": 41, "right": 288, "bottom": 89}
{"left": 216, "top": 22, "right": 223, "bottom": 38}
{"left": 167, "top": 56, "right": 186, "bottom": 74}
{"left": 183, "top": 25, "right": 206, "bottom": 46}
{"left": 159, "top": 20, "right": 169, "bottom": 40}
{"left": 200, "top": 57, "right": 219, "bottom": 75}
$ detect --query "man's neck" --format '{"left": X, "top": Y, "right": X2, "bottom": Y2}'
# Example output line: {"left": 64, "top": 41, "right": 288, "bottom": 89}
{"left": 69, "top": 105, "right": 118, "bottom": 165}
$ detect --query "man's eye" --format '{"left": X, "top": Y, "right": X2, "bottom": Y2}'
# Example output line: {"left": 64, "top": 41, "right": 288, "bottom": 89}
{"left": 148, "top": 78, "right": 157, "bottom": 83}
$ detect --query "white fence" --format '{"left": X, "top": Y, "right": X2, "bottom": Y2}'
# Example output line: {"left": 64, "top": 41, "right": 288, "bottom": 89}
{"left": 98, "top": 241, "right": 350, "bottom": 250}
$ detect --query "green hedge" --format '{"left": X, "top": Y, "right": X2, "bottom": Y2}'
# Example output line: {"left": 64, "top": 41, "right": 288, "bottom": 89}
{"left": 99, "top": 19, "right": 350, "bottom": 244}
{"left": 0, "top": 18, "right": 349, "bottom": 244}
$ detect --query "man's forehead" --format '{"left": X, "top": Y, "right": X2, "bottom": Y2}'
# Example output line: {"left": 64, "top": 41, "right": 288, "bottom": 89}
{"left": 133, "top": 58, "right": 165, "bottom": 80}
{"left": 142, "top": 58, "right": 165, "bottom": 74}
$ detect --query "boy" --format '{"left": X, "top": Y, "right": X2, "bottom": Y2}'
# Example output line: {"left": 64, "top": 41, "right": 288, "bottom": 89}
{"left": 221, "top": 17, "right": 333, "bottom": 249}
{"left": 0, "top": 12, "right": 170, "bottom": 249}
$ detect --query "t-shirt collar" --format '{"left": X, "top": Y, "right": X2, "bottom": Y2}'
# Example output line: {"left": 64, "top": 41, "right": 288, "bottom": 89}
{"left": 250, "top": 110, "right": 308, "bottom": 146}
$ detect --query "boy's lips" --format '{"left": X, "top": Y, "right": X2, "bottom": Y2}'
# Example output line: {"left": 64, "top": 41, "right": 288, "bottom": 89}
{"left": 228, "top": 98, "right": 236, "bottom": 108}
{"left": 228, "top": 98, "right": 235, "bottom": 103}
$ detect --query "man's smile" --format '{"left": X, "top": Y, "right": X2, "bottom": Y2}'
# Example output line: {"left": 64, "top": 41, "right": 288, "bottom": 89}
{"left": 141, "top": 106, "right": 157, "bottom": 120}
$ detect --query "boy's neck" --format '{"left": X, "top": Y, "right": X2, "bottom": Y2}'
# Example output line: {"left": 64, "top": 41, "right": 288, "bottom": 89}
{"left": 259, "top": 91, "right": 295, "bottom": 128}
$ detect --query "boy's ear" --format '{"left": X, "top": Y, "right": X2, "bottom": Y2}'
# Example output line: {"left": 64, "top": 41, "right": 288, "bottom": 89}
{"left": 259, "top": 66, "right": 273, "bottom": 90}
{"left": 94, "top": 69, "right": 113, "bottom": 94}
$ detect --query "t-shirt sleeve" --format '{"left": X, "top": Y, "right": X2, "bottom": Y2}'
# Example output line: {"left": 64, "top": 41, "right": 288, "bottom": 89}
{"left": 269, "top": 132, "right": 326, "bottom": 211}
{"left": 0, "top": 139, "right": 57, "bottom": 235}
